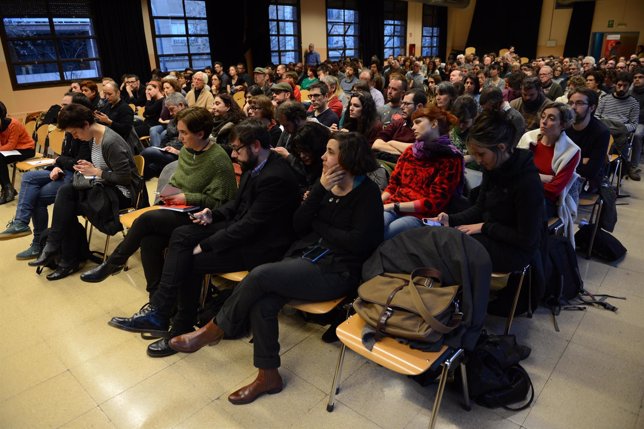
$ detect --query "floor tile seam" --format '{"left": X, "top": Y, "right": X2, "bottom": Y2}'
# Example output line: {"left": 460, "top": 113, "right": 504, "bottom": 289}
{"left": 329, "top": 395, "right": 412, "bottom": 429}
{"left": 0, "top": 362, "right": 73, "bottom": 405}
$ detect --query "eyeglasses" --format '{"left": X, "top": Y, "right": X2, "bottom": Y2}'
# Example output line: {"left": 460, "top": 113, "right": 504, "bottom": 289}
{"left": 231, "top": 144, "right": 248, "bottom": 154}
{"left": 308, "top": 93, "right": 323, "bottom": 99}
{"left": 247, "top": 105, "right": 258, "bottom": 110}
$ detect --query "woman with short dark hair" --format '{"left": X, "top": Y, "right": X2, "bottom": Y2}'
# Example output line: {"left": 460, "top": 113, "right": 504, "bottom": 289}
{"left": 30, "top": 104, "right": 139, "bottom": 281}
{"left": 168, "top": 131, "right": 384, "bottom": 405}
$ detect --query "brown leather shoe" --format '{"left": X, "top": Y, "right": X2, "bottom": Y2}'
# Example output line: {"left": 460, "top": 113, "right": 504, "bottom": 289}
{"left": 168, "top": 320, "right": 224, "bottom": 353}
{"left": 228, "top": 368, "right": 283, "bottom": 405}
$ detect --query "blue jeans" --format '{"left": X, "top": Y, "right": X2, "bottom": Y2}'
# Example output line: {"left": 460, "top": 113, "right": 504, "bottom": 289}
{"left": 383, "top": 210, "right": 424, "bottom": 240}
{"left": 15, "top": 169, "right": 71, "bottom": 243}
{"left": 148, "top": 125, "right": 167, "bottom": 148}
{"left": 140, "top": 147, "right": 178, "bottom": 179}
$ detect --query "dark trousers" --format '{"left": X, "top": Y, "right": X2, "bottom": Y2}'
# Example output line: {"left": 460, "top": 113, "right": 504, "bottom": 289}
{"left": 216, "top": 257, "right": 356, "bottom": 369}
{"left": 108, "top": 209, "right": 192, "bottom": 297}
{"left": 48, "top": 183, "right": 130, "bottom": 264}
{"left": 472, "top": 234, "right": 532, "bottom": 273}
{"left": 0, "top": 149, "right": 35, "bottom": 187}
{"left": 150, "top": 222, "right": 248, "bottom": 333}
{"left": 140, "top": 147, "right": 178, "bottom": 179}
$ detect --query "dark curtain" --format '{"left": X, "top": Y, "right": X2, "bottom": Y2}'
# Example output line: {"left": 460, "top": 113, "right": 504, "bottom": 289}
{"left": 466, "top": 0, "right": 542, "bottom": 60}
{"left": 563, "top": 1, "right": 595, "bottom": 58}
{"left": 91, "top": 0, "right": 151, "bottom": 81}
{"left": 358, "top": 0, "right": 385, "bottom": 64}
{"left": 437, "top": 6, "right": 448, "bottom": 60}
{"left": 205, "top": 0, "right": 270, "bottom": 69}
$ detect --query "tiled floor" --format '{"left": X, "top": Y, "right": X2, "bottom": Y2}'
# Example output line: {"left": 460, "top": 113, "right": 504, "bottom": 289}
{"left": 1, "top": 176, "right": 643, "bottom": 429}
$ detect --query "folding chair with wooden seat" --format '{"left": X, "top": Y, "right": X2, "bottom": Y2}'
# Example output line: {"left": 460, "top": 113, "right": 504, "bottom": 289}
{"left": 464, "top": 47, "right": 476, "bottom": 56}
{"left": 201, "top": 270, "right": 346, "bottom": 319}
{"left": 233, "top": 91, "right": 246, "bottom": 109}
{"left": 299, "top": 89, "right": 310, "bottom": 102}
{"left": 326, "top": 313, "right": 470, "bottom": 429}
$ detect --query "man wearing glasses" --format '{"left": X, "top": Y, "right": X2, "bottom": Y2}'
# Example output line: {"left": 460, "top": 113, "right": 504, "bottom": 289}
{"left": 566, "top": 87, "right": 610, "bottom": 191}
{"left": 107, "top": 119, "right": 301, "bottom": 356}
{"left": 121, "top": 74, "right": 146, "bottom": 106}
{"left": 305, "top": 82, "right": 339, "bottom": 127}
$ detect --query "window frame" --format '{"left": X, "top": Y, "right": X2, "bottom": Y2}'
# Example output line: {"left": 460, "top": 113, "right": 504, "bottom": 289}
{"left": 147, "top": 0, "right": 211, "bottom": 72}
{"left": 383, "top": 0, "right": 407, "bottom": 59}
{"left": 0, "top": 8, "right": 102, "bottom": 90}
{"left": 269, "top": 0, "right": 302, "bottom": 65}
{"left": 326, "top": 0, "right": 360, "bottom": 62}
{"left": 421, "top": 4, "right": 440, "bottom": 58}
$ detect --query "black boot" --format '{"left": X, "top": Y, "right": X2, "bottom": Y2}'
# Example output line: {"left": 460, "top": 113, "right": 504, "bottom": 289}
{"left": 28, "top": 243, "right": 59, "bottom": 267}
{"left": 80, "top": 260, "right": 124, "bottom": 283}
{"left": 0, "top": 186, "right": 16, "bottom": 205}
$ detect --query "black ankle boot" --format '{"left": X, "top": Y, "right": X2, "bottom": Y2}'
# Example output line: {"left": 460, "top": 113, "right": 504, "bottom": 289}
{"left": 28, "top": 243, "right": 59, "bottom": 267}
{"left": 80, "top": 261, "right": 124, "bottom": 283}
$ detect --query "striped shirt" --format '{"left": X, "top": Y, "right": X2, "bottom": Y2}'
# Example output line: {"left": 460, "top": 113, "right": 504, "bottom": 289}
{"left": 595, "top": 94, "right": 640, "bottom": 133}
{"left": 91, "top": 139, "right": 130, "bottom": 198}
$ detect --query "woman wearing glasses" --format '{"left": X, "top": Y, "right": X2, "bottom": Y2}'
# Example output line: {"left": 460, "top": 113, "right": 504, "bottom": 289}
{"left": 247, "top": 95, "right": 282, "bottom": 147}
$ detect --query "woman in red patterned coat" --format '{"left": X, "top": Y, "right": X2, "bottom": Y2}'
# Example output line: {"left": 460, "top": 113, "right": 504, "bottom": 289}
{"left": 382, "top": 105, "right": 463, "bottom": 239}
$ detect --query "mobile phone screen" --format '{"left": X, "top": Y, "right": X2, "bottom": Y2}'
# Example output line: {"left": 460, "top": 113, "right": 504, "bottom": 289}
{"left": 302, "top": 246, "right": 331, "bottom": 263}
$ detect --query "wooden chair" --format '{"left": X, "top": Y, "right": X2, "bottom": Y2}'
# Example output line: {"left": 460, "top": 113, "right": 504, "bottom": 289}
{"left": 299, "top": 89, "right": 310, "bottom": 102}
{"left": 202, "top": 270, "right": 346, "bottom": 318}
{"left": 464, "top": 47, "right": 476, "bottom": 56}
{"left": 499, "top": 48, "right": 509, "bottom": 57}
{"left": 326, "top": 314, "right": 469, "bottom": 429}
{"left": 233, "top": 91, "right": 246, "bottom": 109}
{"left": 520, "top": 57, "right": 529, "bottom": 65}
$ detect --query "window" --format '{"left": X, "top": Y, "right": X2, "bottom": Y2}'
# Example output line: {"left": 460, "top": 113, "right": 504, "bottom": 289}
{"left": 149, "top": 0, "right": 210, "bottom": 72}
{"left": 269, "top": 0, "right": 301, "bottom": 65}
{"left": 421, "top": 4, "right": 440, "bottom": 57}
{"left": 326, "top": 0, "right": 359, "bottom": 61}
{"left": 383, "top": 0, "right": 406, "bottom": 59}
{"left": 0, "top": 0, "right": 101, "bottom": 88}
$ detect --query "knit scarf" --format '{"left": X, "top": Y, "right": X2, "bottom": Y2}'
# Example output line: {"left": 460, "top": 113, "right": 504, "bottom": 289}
{"left": 412, "top": 134, "right": 461, "bottom": 160}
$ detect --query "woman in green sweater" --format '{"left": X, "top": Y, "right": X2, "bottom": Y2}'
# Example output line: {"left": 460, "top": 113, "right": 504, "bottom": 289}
{"left": 80, "top": 107, "right": 237, "bottom": 297}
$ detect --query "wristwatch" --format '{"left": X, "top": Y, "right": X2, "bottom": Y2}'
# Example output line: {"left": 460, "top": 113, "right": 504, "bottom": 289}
{"left": 394, "top": 202, "right": 400, "bottom": 214}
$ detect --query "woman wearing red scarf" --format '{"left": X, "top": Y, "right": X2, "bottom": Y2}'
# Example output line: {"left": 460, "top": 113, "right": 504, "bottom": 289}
{"left": 382, "top": 105, "right": 464, "bottom": 239}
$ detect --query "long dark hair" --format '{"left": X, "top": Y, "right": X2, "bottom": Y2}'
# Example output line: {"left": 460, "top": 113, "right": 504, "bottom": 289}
{"left": 215, "top": 93, "right": 246, "bottom": 124}
{"left": 341, "top": 90, "right": 379, "bottom": 137}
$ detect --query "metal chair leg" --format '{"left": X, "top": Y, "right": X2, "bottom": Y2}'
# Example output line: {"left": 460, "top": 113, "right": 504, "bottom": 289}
{"left": 505, "top": 265, "right": 528, "bottom": 335}
{"left": 587, "top": 198, "right": 603, "bottom": 259}
{"left": 326, "top": 343, "right": 347, "bottom": 412}
{"left": 102, "top": 235, "right": 110, "bottom": 261}
{"left": 429, "top": 349, "right": 465, "bottom": 429}
{"left": 459, "top": 361, "right": 471, "bottom": 411}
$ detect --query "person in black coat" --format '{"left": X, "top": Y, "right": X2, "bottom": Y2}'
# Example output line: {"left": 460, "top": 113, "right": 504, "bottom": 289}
{"left": 168, "top": 131, "right": 384, "bottom": 405}
{"left": 95, "top": 81, "right": 134, "bottom": 141}
{"left": 107, "top": 119, "right": 302, "bottom": 357}
{"left": 431, "top": 111, "right": 544, "bottom": 272}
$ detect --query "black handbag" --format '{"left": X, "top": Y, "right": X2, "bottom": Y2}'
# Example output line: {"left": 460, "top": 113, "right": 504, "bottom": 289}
{"left": 72, "top": 171, "right": 95, "bottom": 190}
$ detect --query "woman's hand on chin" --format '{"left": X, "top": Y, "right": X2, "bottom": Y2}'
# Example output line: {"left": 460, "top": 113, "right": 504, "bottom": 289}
{"left": 320, "top": 164, "right": 345, "bottom": 190}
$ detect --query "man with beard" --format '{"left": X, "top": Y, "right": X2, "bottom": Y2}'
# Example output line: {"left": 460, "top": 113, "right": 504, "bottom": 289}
{"left": 629, "top": 67, "right": 644, "bottom": 181}
{"left": 94, "top": 80, "right": 134, "bottom": 140}
{"left": 371, "top": 89, "right": 426, "bottom": 162}
{"left": 378, "top": 75, "right": 407, "bottom": 127}
{"left": 539, "top": 65, "right": 564, "bottom": 100}
{"left": 107, "top": 119, "right": 300, "bottom": 356}
{"left": 566, "top": 88, "right": 610, "bottom": 191}
{"left": 596, "top": 72, "right": 640, "bottom": 179}
{"left": 510, "top": 76, "right": 553, "bottom": 130}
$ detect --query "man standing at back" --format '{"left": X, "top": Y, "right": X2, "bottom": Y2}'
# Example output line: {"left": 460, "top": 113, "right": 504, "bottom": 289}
{"left": 304, "top": 43, "right": 321, "bottom": 67}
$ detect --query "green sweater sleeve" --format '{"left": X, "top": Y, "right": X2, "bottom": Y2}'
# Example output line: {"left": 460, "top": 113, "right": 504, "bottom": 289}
{"left": 169, "top": 144, "right": 237, "bottom": 210}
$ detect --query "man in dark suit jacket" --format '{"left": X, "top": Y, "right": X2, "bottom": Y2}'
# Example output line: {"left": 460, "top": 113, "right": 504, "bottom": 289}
{"left": 108, "top": 119, "right": 301, "bottom": 357}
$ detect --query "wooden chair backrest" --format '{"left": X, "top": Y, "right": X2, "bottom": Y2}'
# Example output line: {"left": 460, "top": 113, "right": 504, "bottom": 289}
{"left": 233, "top": 91, "right": 246, "bottom": 109}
